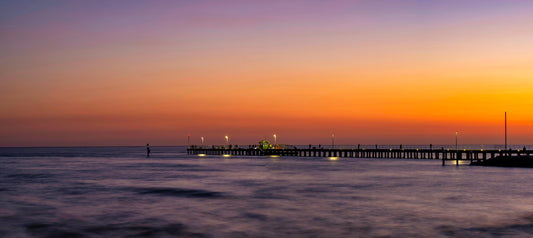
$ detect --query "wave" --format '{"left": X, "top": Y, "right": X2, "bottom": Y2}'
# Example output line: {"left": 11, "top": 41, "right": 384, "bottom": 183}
{"left": 25, "top": 222, "right": 209, "bottom": 238}
{"left": 135, "top": 187, "right": 224, "bottom": 198}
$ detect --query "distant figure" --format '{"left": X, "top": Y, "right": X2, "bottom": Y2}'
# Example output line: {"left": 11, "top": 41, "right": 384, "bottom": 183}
{"left": 146, "top": 144, "right": 151, "bottom": 157}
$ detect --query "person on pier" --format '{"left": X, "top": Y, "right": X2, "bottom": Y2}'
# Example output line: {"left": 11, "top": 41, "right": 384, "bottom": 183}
{"left": 146, "top": 143, "right": 151, "bottom": 157}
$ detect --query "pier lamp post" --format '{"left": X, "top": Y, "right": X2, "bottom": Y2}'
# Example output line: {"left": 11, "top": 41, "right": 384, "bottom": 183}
{"left": 273, "top": 134, "right": 277, "bottom": 146}
{"left": 225, "top": 136, "right": 229, "bottom": 148}
{"left": 331, "top": 133, "right": 335, "bottom": 149}
{"left": 201, "top": 137, "right": 204, "bottom": 146}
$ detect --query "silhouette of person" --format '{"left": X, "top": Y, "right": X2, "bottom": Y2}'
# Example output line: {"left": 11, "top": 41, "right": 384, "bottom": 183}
{"left": 146, "top": 144, "right": 151, "bottom": 157}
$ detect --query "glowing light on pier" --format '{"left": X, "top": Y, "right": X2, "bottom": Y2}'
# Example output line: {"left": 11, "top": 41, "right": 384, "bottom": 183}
{"left": 222, "top": 154, "right": 231, "bottom": 158}
{"left": 198, "top": 154, "right": 206, "bottom": 157}
{"left": 446, "top": 160, "right": 469, "bottom": 165}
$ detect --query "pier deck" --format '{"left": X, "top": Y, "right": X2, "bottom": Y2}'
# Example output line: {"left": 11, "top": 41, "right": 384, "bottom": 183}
{"left": 187, "top": 147, "right": 530, "bottom": 165}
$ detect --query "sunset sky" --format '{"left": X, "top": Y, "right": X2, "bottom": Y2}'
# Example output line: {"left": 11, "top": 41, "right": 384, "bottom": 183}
{"left": 1, "top": 0, "right": 532, "bottom": 147}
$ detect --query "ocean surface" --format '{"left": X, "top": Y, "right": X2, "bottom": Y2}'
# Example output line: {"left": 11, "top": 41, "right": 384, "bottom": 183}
{"left": 2, "top": 146, "right": 533, "bottom": 238}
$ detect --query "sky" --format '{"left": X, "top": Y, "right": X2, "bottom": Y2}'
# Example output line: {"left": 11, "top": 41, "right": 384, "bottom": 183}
{"left": 1, "top": 0, "right": 532, "bottom": 147}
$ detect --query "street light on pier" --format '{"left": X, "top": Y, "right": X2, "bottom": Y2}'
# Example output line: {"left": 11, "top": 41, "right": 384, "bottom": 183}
{"left": 225, "top": 135, "right": 229, "bottom": 148}
{"left": 273, "top": 134, "right": 277, "bottom": 146}
{"left": 201, "top": 137, "right": 204, "bottom": 146}
{"left": 331, "top": 133, "right": 335, "bottom": 149}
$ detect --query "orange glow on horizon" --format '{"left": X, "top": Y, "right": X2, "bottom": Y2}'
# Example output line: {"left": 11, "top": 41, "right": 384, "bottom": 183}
{"left": 1, "top": 1, "right": 533, "bottom": 146}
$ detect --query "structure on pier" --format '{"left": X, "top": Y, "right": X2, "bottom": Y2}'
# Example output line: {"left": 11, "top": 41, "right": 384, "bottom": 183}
{"left": 258, "top": 140, "right": 271, "bottom": 150}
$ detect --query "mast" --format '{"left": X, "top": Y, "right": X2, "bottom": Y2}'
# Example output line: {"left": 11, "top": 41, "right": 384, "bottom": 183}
{"left": 505, "top": 111, "right": 507, "bottom": 150}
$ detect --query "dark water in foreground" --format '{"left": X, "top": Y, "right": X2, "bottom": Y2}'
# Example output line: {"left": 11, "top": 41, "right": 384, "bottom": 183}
{"left": 2, "top": 146, "right": 533, "bottom": 237}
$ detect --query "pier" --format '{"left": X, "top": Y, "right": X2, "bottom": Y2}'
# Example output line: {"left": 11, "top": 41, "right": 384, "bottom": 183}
{"left": 187, "top": 147, "right": 531, "bottom": 165}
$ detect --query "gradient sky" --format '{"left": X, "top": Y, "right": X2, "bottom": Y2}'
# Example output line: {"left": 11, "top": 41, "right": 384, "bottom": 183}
{"left": 1, "top": 0, "right": 532, "bottom": 147}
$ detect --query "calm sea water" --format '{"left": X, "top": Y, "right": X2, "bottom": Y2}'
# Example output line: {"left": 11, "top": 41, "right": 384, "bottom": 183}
{"left": 2, "top": 146, "right": 533, "bottom": 238}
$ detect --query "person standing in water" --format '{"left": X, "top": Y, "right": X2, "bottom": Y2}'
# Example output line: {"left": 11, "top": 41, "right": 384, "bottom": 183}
{"left": 146, "top": 143, "right": 151, "bottom": 157}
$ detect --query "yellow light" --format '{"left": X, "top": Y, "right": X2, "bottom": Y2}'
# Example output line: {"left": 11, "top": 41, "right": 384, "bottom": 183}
{"left": 447, "top": 149, "right": 450, "bottom": 151}
{"left": 389, "top": 148, "right": 392, "bottom": 151}
{"left": 416, "top": 148, "right": 419, "bottom": 151}
{"left": 518, "top": 149, "right": 520, "bottom": 152}
{"left": 499, "top": 149, "right": 502, "bottom": 152}
{"left": 197, "top": 154, "right": 206, "bottom": 157}
{"left": 328, "top": 157, "right": 338, "bottom": 161}
{"left": 222, "top": 154, "right": 231, "bottom": 157}
{"left": 269, "top": 155, "right": 280, "bottom": 158}
{"left": 480, "top": 149, "right": 484, "bottom": 152}
{"left": 464, "top": 149, "right": 466, "bottom": 151}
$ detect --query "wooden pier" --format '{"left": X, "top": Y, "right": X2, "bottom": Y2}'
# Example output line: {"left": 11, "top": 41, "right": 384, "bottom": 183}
{"left": 187, "top": 147, "right": 531, "bottom": 165}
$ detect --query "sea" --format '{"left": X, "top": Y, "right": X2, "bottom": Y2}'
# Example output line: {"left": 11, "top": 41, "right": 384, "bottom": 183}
{"left": 1, "top": 145, "right": 533, "bottom": 238}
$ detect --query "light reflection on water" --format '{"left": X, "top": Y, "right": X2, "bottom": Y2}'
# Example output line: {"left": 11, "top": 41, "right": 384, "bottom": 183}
{"left": 1, "top": 147, "right": 533, "bottom": 237}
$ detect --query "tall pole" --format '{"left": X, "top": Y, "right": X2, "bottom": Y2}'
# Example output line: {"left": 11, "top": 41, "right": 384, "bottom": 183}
{"left": 455, "top": 131, "right": 458, "bottom": 151}
{"left": 188, "top": 134, "right": 190, "bottom": 148}
{"left": 201, "top": 137, "right": 204, "bottom": 146}
{"left": 273, "top": 134, "right": 277, "bottom": 146}
{"left": 505, "top": 111, "right": 507, "bottom": 151}
{"left": 331, "top": 133, "right": 335, "bottom": 149}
